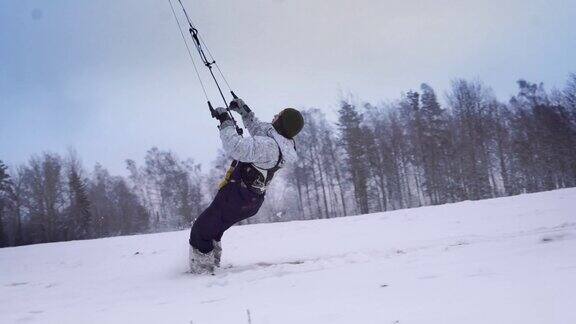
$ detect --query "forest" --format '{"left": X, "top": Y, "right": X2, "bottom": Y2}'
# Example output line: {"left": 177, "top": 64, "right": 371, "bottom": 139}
{"left": 1, "top": 75, "right": 575, "bottom": 247}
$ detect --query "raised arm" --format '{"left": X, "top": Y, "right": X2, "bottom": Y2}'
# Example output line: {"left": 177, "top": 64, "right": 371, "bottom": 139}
{"left": 241, "top": 112, "right": 274, "bottom": 137}
{"left": 229, "top": 98, "right": 273, "bottom": 137}
{"left": 219, "top": 121, "right": 278, "bottom": 164}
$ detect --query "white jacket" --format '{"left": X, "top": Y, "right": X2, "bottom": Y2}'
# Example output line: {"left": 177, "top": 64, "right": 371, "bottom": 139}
{"left": 219, "top": 112, "right": 298, "bottom": 170}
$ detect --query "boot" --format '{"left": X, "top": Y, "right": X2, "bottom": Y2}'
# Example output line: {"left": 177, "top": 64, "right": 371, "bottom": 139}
{"left": 189, "top": 245, "right": 215, "bottom": 274}
{"left": 213, "top": 240, "right": 222, "bottom": 268}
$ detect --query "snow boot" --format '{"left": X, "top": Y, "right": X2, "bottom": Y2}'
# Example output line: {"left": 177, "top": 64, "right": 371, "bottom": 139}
{"left": 213, "top": 240, "right": 222, "bottom": 268}
{"left": 189, "top": 245, "right": 215, "bottom": 274}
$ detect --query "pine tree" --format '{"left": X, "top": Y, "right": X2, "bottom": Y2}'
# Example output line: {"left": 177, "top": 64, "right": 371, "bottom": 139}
{"left": 338, "top": 100, "right": 369, "bottom": 214}
{"left": 68, "top": 167, "right": 92, "bottom": 239}
{"left": 419, "top": 83, "right": 452, "bottom": 204}
{"left": 509, "top": 80, "right": 576, "bottom": 191}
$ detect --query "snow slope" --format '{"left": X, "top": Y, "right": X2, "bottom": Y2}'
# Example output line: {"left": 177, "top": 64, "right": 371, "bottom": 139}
{"left": 1, "top": 189, "right": 575, "bottom": 324}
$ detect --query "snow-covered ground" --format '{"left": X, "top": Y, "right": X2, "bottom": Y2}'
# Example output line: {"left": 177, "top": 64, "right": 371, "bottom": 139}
{"left": 1, "top": 189, "right": 575, "bottom": 324}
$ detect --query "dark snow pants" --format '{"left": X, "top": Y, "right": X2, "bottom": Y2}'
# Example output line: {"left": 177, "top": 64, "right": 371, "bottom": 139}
{"left": 189, "top": 167, "right": 265, "bottom": 254}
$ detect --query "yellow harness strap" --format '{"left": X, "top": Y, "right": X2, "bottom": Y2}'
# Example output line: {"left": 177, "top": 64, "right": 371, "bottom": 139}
{"left": 218, "top": 161, "right": 238, "bottom": 189}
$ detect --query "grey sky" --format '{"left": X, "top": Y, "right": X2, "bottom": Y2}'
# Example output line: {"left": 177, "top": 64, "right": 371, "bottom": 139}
{"left": 1, "top": 0, "right": 575, "bottom": 174}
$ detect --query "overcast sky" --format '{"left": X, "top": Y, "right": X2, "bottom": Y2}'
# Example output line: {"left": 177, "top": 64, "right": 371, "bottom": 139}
{"left": 1, "top": 0, "right": 575, "bottom": 175}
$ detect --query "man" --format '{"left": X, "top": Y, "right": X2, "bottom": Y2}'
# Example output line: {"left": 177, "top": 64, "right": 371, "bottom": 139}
{"left": 189, "top": 98, "right": 304, "bottom": 274}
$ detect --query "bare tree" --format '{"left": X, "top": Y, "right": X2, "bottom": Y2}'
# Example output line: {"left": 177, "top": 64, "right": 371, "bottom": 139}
{"left": 0, "top": 161, "right": 10, "bottom": 247}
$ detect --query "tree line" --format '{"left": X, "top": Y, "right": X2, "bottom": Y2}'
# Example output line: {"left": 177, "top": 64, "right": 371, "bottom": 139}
{"left": 1, "top": 74, "right": 575, "bottom": 247}
{"left": 284, "top": 75, "right": 576, "bottom": 220}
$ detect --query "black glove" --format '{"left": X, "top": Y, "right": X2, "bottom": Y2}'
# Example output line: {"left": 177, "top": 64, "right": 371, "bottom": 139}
{"left": 213, "top": 107, "right": 230, "bottom": 123}
{"left": 229, "top": 98, "right": 252, "bottom": 117}
{"left": 213, "top": 107, "right": 235, "bottom": 130}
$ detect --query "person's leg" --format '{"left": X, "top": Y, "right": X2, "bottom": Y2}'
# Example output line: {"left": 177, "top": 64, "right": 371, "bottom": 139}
{"left": 188, "top": 207, "right": 221, "bottom": 273}
{"left": 189, "top": 183, "right": 264, "bottom": 272}
{"left": 189, "top": 187, "right": 229, "bottom": 253}
{"left": 188, "top": 189, "right": 229, "bottom": 274}
{"left": 189, "top": 222, "right": 214, "bottom": 254}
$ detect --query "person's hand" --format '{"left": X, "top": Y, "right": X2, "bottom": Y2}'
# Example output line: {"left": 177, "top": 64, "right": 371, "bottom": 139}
{"left": 213, "top": 107, "right": 235, "bottom": 130}
{"left": 229, "top": 98, "right": 252, "bottom": 117}
{"left": 213, "top": 107, "right": 230, "bottom": 123}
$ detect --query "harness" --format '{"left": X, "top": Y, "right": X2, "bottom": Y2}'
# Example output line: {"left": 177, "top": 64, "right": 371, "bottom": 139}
{"left": 219, "top": 141, "right": 284, "bottom": 195}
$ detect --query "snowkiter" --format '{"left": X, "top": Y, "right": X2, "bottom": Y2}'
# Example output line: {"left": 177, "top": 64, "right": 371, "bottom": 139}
{"left": 189, "top": 98, "right": 304, "bottom": 274}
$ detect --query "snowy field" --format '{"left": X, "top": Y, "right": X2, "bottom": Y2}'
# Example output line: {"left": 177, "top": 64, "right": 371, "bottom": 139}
{"left": 1, "top": 189, "right": 575, "bottom": 324}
